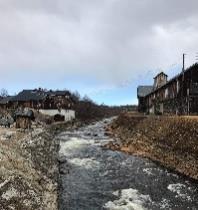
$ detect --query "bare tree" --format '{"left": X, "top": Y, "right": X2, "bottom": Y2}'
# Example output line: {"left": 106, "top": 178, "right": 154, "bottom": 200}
{"left": 0, "top": 88, "right": 8, "bottom": 97}
{"left": 82, "top": 95, "right": 93, "bottom": 103}
{"left": 72, "top": 91, "right": 81, "bottom": 101}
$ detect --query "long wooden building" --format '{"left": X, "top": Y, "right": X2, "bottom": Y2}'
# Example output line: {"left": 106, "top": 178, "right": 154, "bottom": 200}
{"left": 137, "top": 63, "right": 198, "bottom": 115}
{"left": 0, "top": 89, "right": 75, "bottom": 110}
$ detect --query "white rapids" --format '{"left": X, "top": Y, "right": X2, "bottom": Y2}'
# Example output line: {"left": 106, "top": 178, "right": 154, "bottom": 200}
{"left": 104, "top": 188, "right": 151, "bottom": 210}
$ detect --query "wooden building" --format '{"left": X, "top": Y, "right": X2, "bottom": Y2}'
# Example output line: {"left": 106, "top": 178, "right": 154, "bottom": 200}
{"left": 0, "top": 89, "right": 76, "bottom": 122}
{"left": 45, "top": 90, "right": 74, "bottom": 109}
{"left": 0, "top": 96, "right": 14, "bottom": 109}
{"left": 137, "top": 86, "right": 153, "bottom": 112}
{"left": 6, "top": 89, "right": 75, "bottom": 110}
{"left": 9, "top": 89, "right": 46, "bottom": 109}
{"left": 138, "top": 63, "right": 198, "bottom": 115}
{"left": 15, "top": 110, "right": 34, "bottom": 129}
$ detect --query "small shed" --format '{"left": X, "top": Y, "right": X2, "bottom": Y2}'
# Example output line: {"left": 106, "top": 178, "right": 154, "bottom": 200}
{"left": 15, "top": 110, "right": 34, "bottom": 129}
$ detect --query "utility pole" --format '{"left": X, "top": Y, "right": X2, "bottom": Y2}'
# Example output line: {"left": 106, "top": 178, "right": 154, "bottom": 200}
{"left": 182, "top": 53, "right": 186, "bottom": 114}
{"left": 183, "top": 53, "right": 186, "bottom": 72}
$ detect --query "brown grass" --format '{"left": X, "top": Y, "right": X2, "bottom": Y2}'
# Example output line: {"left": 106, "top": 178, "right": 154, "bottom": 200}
{"left": 108, "top": 113, "right": 198, "bottom": 180}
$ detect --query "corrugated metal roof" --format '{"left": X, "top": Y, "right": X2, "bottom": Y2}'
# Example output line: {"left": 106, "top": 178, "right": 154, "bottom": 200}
{"left": 137, "top": 86, "right": 153, "bottom": 97}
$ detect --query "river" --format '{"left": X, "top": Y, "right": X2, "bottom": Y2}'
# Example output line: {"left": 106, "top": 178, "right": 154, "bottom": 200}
{"left": 57, "top": 118, "right": 198, "bottom": 210}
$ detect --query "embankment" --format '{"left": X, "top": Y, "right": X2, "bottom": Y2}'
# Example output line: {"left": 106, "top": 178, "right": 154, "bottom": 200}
{"left": 0, "top": 119, "right": 88, "bottom": 210}
{"left": 0, "top": 125, "right": 60, "bottom": 210}
{"left": 106, "top": 113, "right": 198, "bottom": 180}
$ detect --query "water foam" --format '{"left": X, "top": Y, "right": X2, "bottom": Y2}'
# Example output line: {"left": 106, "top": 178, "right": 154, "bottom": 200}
{"left": 167, "top": 183, "right": 192, "bottom": 201}
{"left": 59, "top": 137, "right": 95, "bottom": 156}
{"left": 69, "top": 158, "right": 100, "bottom": 170}
{"left": 104, "top": 188, "right": 151, "bottom": 210}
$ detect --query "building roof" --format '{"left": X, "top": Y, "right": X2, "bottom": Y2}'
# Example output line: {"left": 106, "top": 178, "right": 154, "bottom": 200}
{"left": 15, "top": 109, "right": 34, "bottom": 118}
{"left": 11, "top": 90, "right": 46, "bottom": 102}
{"left": 145, "top": 63, "right": 198, "bottom": 97}
{"left": 10, "top": 89, "right": 72, "bottom": 102}
{"left": 0, "top": 96, "right": 13, "bottom": 104}
{"left": 137, "top": 86, "right": 153, "bottom": 97}
{"left": 154, "top": 71, "right": 168, "bottom": 79}
{"left": 47, "top": 90, "right": 71, "bottom": 96}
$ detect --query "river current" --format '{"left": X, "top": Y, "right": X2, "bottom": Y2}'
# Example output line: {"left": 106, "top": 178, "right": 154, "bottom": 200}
{"left": 58, "top": 119, "right": 198, "bottom": 210}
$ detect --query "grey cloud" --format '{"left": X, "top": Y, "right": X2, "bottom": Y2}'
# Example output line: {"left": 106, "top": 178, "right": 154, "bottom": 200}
{"left": 0, "top": 0, "right": 198, "bottom": 89}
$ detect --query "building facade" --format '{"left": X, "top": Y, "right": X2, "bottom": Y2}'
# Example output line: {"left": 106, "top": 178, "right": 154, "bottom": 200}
{"left": 0, "top": 89, "right": 75, "bottom": 110}
{"left": 0, "top": 89, "right": 76, "bottom": 122}
{"left": 138, "top": 63, "right": 198, "bottom": 115}
{"left": 137, "top": 86, "right": 153, "bottom": 112}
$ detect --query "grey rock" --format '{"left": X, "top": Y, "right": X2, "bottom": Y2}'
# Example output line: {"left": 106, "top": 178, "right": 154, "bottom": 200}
{"left": 58, "top": 156, "right": 67, "bottom": 164}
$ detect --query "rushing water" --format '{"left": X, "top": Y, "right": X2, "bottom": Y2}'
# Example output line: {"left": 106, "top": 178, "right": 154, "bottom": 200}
{"left": 58, "top": 119, "right": 198, "bottom": 210}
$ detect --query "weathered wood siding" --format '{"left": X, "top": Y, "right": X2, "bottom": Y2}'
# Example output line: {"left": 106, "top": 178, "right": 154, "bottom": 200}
{"left": 145, "top": 64, "right": 198, "bottom": 115}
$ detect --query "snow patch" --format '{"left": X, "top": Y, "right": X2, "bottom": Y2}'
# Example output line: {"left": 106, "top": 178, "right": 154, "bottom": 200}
{"left": 2, "top": 187, "right": 19, "bottom": 200}
{"left": 104, "top": 188, "right": 151, "bottom": 210}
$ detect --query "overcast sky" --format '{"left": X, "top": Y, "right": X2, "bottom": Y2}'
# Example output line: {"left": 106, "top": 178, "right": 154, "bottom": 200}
{"left": 0, "top": 0, "right": 198, "bottom": 105}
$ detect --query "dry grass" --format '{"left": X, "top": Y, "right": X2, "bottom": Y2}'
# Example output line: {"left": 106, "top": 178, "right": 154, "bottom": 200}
{"left": 108, "top": 113, "right": 198, "bottom": 180}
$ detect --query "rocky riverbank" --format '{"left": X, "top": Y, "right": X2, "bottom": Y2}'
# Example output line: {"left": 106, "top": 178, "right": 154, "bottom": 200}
{"left": 105, "top": 113, "right": 198, "bottom": 180}
{"left": 0, "top": 118, "right": 90, "bottom": 210}
{"left": 0, "top": 124, "right": 59, "bottom": 210}
{"left": 0, "top": 114, "right": 110, "bottom": 210}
